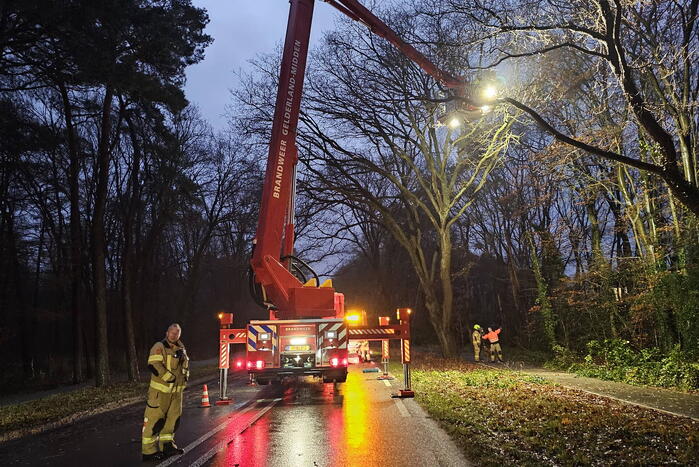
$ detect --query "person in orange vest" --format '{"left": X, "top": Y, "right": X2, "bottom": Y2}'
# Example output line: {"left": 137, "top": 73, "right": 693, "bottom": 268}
{"left": 482, "top": 326, "right": 503, "bottom": 362}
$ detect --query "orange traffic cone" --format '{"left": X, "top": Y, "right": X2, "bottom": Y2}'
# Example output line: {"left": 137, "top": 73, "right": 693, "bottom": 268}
{"left": 200, "top": 384, "right": 211, "bottom": 408}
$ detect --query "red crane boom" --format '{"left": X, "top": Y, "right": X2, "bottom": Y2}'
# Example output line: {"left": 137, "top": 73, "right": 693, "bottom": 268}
{"left": 250, "top": 0, "right": 469, "bottom": 320}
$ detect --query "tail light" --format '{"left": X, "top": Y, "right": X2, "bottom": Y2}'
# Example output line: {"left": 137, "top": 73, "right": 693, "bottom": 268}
{"left": 234, "top": 359, "right": 244, "bottom": 369}
{"left": 255, "top": 360, "right": 265, "bottom": 370}
{"left": 246, "top": 361, "right": 253, "bottom": 369}
{"left": 331, "top": 357, "right": 348, "bottom": 368}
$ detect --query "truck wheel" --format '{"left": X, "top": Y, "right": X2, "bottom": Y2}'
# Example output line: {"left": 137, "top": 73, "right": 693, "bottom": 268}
{"left": 323, "top": 374, "right": 347, "bottom": 383}
{"left": 256, "top": 377, "right": 270, "bottom": 385}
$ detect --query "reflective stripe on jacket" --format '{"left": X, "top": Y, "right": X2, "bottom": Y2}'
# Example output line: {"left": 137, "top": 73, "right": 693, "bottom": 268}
{"left": 147, "top": 340, "right": 189, "bottom": 392}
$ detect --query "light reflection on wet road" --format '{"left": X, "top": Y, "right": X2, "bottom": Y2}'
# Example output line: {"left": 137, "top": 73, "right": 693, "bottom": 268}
{"left": 0, "top": 365, "right": 468, "bottom": 466}
{"left": 193, "top": 365, "right": 467, "bottom": 467}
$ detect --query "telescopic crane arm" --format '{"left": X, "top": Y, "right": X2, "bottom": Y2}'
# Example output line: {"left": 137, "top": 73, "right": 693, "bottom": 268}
{"left": 322, "top": 0, "right": 464, "bottom": 90}
{"left": 250, "top": 0, "right": 472, "bottom": 320}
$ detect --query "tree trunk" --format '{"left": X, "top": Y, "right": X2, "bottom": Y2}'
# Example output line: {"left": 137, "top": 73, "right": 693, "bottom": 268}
{"left": 4, "top": 206, "right": 33, "bottom": 379}
{"left": 438, "top": 231, "right": 456, "bottom": 357}
{"left": 91, "top": 86, "right": 114, "bottom": 387}
{"left": 59, "top": 83, "right": 85, "bottom": 384}
{"left": 122, "top": 108, "right": 141, "bottom": 383}
{"left": 433, "top": 313, "right": 457, "bottom": 357}
{"left": 587, "top": 201, "right": 603, "bottom": 266}
{"left": 122, "top": 266, "right": 139, "bottom": 382}
{"left": 529, "top": 234, "right": 557, "bottom": 349}
{"left": 177, "top": 254, "right": 203, "bottom": 323}
{"left": 423, "top": 278, "right": 457, "bottom": 358}
{"left": 29, "top": 224, "right": 46, "bottom": 379}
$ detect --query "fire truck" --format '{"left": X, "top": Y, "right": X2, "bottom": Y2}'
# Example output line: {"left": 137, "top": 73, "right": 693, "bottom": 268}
{"left": 220, "top": 0, "right": 486, "bottom": 390}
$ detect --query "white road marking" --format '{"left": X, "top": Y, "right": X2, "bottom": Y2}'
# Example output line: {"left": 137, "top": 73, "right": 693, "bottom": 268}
{"left": 187, "top": 398, "right": 281, "bottom": 467}
{"left": 382, "top": 379, "right": 392, "bottom": 387}
{"left": 393, "top": 397, "right": 410, "bottom": 417}
{"left": 155, "top": 403, "right": 255, "bottom": 467}
{"left": 232, "top": 399, "right": 279, "bottom": 436}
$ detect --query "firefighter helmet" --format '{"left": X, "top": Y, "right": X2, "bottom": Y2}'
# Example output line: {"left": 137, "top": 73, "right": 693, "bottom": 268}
{"left": 473, "top": 324, "right": 481, "bottom": 330}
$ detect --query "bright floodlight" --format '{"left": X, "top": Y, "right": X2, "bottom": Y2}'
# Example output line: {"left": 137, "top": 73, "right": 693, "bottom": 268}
{"left": 448, "top": 116, "right": 461, "bottom": 129}
{"left": 481, "top": 105, "right": 492, "bottom": 113}
{"left": 482, "top": 85, "right": 498, "bottom": 100}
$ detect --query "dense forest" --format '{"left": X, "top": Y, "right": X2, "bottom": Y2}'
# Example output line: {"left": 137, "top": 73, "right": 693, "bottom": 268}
{"left": 1, "top": 0, "right": 697, "bottom": 391}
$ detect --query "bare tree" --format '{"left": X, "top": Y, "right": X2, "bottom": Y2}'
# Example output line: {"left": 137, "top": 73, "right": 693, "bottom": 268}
{"left": 418, "top": 0, "right": 699, "bottom": 215}
{"left": 233, "top": 10, "right": 516, "bottom": 355}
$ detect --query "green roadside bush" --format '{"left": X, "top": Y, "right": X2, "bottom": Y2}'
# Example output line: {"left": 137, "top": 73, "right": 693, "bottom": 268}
{"left": 550, "top": 338, "right": 699, "bottom": 391}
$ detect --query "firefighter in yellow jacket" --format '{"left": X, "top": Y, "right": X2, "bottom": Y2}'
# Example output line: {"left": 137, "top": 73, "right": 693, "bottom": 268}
{"left": 142, "top": 323, "right": 190, "bottom": 461}
{"left": 471, "top": 324, "right": 483, "bottom": 362}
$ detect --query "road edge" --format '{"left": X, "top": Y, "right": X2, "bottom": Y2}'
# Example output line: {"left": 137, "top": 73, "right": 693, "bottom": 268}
{"left": 0, "top": 373, "right": 218, "bottom": 444}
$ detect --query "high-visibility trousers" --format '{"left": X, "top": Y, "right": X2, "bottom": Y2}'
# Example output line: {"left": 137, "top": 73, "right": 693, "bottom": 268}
{"left": 142, "top": 382, "right": 184, "bottom": 455}
{"left": 472, "top": 343, "right": 480, "bottom": 361}
{"left": 490, "top": 342, "right": 503, "bottom": 362}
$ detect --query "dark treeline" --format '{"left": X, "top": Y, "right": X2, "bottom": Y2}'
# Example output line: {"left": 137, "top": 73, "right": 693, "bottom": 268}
{"left": 0, "top": 0, "right": 264, "bottom": 389}
{"left": 2, "top": 0, "right": 698, "bottom": 391}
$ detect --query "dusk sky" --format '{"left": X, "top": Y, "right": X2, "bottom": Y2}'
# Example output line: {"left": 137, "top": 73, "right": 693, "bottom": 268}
{"left": 185, "top": 0, "right": 337, "bottom": 131}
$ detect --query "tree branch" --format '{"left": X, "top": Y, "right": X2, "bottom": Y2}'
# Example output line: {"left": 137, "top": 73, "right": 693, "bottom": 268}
{"left": 499, "top": 96, "right": 662, "bottom": 175}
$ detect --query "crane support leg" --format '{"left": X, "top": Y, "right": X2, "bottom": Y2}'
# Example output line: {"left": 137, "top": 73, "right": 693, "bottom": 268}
{"left": 392, "top": 338, "right": 414, "bottom": 398}
{"left": 377, "top": 339, "right": 394, "bottom": 380}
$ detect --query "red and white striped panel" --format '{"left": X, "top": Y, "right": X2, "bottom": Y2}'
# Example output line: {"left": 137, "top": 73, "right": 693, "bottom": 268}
{"left": 318, "top": 322, "right": 347, "bottom": 349}
{"left": 220, "top": 329, "right": 247, "bottom": 345}
{"left": 219, "top": 341, "right": 229, "bottom": 369}
{"left": 230, "top": 331, "right": 246, "bottom": 344}
{"left": 401, "top": 339, "right": 411, "bottom": 363}
{"left": 348, "top": 328, "right": 396, "bottom": 336}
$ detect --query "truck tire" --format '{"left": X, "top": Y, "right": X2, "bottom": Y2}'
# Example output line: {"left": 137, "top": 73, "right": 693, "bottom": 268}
{"left": 256, "top": 377, "right": 270, "bottom": 385}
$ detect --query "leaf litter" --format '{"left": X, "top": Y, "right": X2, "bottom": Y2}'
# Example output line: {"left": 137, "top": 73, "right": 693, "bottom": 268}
{"left": 410, "top": 354, "right": 698, "bottom": 466}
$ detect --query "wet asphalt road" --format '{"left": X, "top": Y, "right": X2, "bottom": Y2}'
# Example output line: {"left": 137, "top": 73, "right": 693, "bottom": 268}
{"left": 0, "top": 365, "right": 468, "bottom": 467}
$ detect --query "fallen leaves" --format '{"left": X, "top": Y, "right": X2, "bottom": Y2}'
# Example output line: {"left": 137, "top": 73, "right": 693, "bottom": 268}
{"left": 412, "top": 356, "right": 699, "bottom": 466}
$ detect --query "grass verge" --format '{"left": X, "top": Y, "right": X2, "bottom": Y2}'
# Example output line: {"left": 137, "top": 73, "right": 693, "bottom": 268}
{"left": 402, "top": 354, "right": 698, "bottom": 466}
{"left": 0, "top": 364, "right": 218, "bottom": 441}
